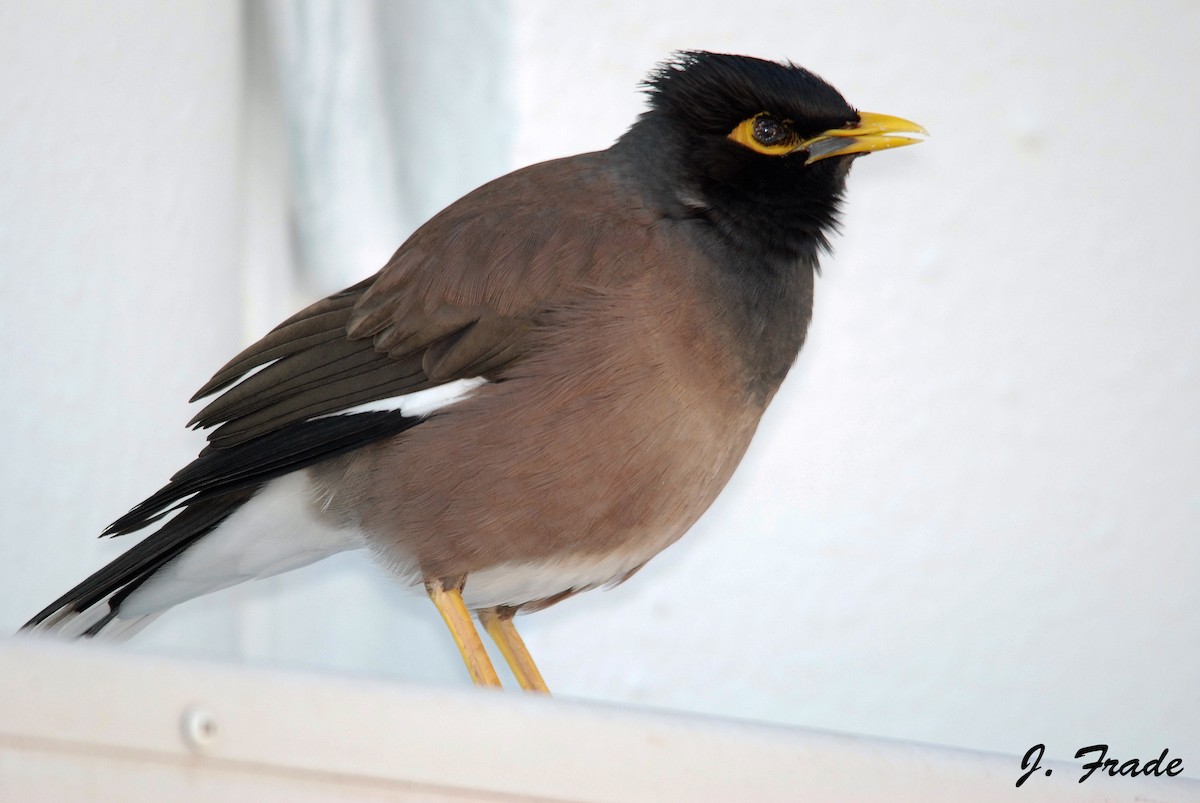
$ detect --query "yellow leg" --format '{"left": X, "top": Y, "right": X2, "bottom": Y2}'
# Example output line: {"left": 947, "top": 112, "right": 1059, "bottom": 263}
{"left": 425, "top": 578, "right": 502, "bottom": 688}
{"left": 479, "top": 607, "right": 550, "bottom": 695}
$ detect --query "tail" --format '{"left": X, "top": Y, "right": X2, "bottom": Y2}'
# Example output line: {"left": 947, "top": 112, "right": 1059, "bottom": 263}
{"left": 20, "top": 488, "right": 257, "bottom": 639}
{"left": 20, "top": 408, "right": 420, "bottom": 640}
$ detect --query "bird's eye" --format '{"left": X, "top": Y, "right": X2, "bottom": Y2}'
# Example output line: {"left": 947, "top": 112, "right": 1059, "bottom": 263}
{"left": 752, "top": 116, "right": 786, "bottom": 146}
{"left": 727, "top": 113, "right": 799, "bottom": 156}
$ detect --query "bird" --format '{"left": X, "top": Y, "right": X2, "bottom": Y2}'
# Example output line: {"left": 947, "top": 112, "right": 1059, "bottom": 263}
{"left": 21, "top": 51, "right": 925, "bottom": 693}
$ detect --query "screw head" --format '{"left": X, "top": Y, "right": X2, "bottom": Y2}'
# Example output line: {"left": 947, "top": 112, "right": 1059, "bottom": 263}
{"left": 180, "top": 705, "right": 218, "bottom": 751}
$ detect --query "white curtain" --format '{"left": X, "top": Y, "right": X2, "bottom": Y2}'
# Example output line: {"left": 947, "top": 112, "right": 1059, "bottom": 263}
{"left": 256, "top": 0, "right": 514, "bottom": 295}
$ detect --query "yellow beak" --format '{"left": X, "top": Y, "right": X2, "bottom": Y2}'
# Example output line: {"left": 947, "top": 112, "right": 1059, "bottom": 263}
{"left": 799, "top": 112, "right": 928, "bottom": 165}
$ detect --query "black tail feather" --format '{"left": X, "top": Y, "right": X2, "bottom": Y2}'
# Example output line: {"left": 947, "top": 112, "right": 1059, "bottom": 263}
{"left": 21, "top": 487, "right": 256, "bottom": 631}
{"left": 105, "top": 409, "right": 420, "bottom": 536}
{"left": 24, "top": 408, "right": 423, "bottom": 636}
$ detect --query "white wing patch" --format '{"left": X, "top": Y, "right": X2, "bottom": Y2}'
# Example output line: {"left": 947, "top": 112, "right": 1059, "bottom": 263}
{"left": 318, "top": 377, "right": 489, "bottom": 419}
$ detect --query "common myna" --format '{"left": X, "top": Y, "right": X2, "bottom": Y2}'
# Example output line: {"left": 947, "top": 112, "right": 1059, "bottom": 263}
{"left": 23, "top": 52, "right": 925, "bottom": 692}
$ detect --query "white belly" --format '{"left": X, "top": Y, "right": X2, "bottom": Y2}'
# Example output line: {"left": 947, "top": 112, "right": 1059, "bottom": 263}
{"left": 460, "top": 549, "right": 649, "bottom": 610}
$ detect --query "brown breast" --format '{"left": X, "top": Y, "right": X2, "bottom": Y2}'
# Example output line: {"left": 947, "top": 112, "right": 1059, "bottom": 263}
{"left": 315, "top": 224, "right": 774, "bottom": 585}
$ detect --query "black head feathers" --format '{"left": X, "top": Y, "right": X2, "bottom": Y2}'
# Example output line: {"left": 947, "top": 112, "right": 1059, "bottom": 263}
{"left": 642, "top": 51, "right": 857, "bottom": 137}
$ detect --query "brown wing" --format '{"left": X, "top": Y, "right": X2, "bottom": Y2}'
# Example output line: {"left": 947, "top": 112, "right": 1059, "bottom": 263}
{"left": 188, "top": 153, "right": 651, "bottom": 448}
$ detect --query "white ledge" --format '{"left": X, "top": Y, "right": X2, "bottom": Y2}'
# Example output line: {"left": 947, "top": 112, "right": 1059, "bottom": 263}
{"left": 0, "top": 638, "right": 1194, "bottom": 801}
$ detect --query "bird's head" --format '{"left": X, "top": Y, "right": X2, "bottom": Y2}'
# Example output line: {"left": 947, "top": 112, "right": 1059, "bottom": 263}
{"left": 618, "top": 51, "right": 925, "bottom": 258}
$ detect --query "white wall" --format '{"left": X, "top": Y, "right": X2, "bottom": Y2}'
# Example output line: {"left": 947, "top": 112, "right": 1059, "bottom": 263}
{"left": 1, "top": 0, "right": 1196, "bottom": 773}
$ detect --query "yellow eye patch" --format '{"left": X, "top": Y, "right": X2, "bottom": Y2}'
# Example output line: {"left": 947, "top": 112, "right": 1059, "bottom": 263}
{"left": 727, "top": 113, "right": 801, "bottom": 156}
